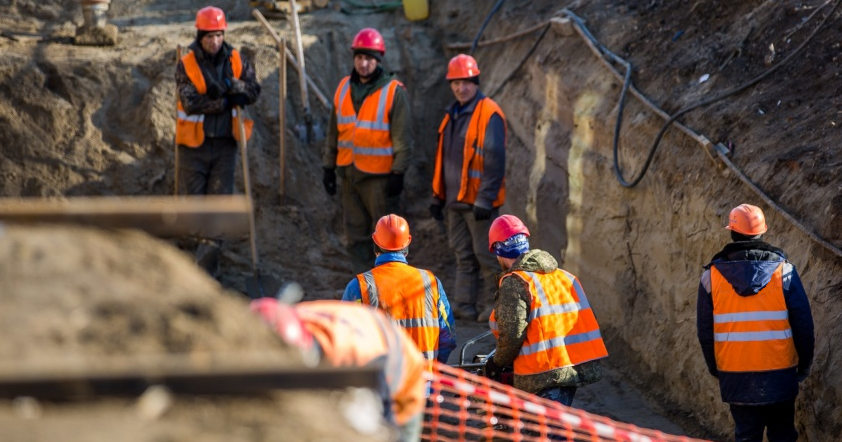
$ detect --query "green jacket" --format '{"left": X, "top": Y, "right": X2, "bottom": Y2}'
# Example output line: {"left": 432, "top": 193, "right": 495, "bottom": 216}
{"left": 492, "top": 249, "right": 602, "bottom": 394}
{"left": 322, "top": 66, "right": 414, "bottom": 175}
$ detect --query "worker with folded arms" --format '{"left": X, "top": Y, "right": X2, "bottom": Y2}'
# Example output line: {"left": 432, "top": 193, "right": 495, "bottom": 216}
{"left": 697, "top": 204, "right": 814, "bottom": 442}
{"left": 322, "top": 28, "right": 414, "bottom": 272}
{"left": 175, "top": 5, "right": 261, "bottom": 276}
{"left": 251, "top": 298, "right": 426, "bottom": 442}
{"left": 342, "top": 214, "right": 457, "bottom": 365}
{"left": 430, "top": 54, "right": 506, "bottom": 323}
{"left": 484, "top": 214, "right": 607, "bottom": 407}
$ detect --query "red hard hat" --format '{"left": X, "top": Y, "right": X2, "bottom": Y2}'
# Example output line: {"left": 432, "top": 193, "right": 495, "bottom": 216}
{"left": 488, "top": 214, "right": 530, "bottom": 252}
{"left": 446, "top": 54, "right": 481, "bottom": 80}
{"left": 372, "top": 214, "right": 411, "bottom": 251}
{"left": 725, "top": 204, "right": 768, "bottom": 235}
{"left": 250, "top": 298, "right": 314, "bottom": 349}
{"left": 351, "top": 28, "right": 386, "bottom": 54}
{"left": 196, "top": 6, "right": 227, "bottom": 31}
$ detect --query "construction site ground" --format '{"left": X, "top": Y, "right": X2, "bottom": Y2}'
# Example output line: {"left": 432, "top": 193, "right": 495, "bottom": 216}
{"left": 2, "top": 0, "right": 842, "bottom": 440}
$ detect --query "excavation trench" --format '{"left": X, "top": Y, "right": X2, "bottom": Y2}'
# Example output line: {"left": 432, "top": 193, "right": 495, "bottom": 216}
{"left": 2, "top": 1, "right": 842, "bottom": 441}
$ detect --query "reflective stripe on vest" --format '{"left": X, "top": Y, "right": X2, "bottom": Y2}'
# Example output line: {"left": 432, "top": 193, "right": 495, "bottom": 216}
{"left": 176, "top": 49, "right": 253, "bottom": 148}
{"left": 490, "top": 269, "right": 608, "bottom": 375}
{"left": 432, "top": 97, "right": 506, "bottom": 207}
{"left": 711, "top": 263, "right": 798, "bottom": 372}
{"left": 358, "top": 262, "right": 442, "bottom": 361}
{"left": 334, "top": 76, "right": 400, "bottom": 174}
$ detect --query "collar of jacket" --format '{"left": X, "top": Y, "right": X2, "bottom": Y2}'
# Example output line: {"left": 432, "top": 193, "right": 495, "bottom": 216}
{"left": 507, "top": 249, "right": 558, "bottom": 275}
{"left": 705, "top": 239, "right": 787, "bottom": 268}
{"left": 446, "top": 90, "right": 486, "bottom": 119}
{"left": 374, "top": 251, "right": 408, "bottom": 266}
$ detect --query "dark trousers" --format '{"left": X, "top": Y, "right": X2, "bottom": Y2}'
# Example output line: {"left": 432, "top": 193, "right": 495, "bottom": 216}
{"left": 729, "top": 399, "right": 798, "bottom": 442}
{"left": 177, "top": 137, "right": 238, "bottom": 196}
{"left": 445, "top": 207, "right": 499, "bottom": 312}
{"left": 339, "top": 167, "right": 389, "bottom": 272}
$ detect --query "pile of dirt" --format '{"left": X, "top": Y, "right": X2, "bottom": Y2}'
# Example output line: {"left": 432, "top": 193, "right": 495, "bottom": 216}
{"left": 0, "top": 224, "right": 391, "bottom": 441}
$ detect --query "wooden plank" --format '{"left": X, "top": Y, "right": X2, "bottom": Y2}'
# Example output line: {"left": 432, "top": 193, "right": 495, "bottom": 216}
{"left": 0, "top": 195, "right": 251, "bottom": 238}
{"left": 0, "top": 363, "right": 381, "bottom": 399}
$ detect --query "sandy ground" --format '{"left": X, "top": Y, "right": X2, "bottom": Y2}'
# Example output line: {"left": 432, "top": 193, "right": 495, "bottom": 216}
{"left": 2, "top": 0, "right": 842, "bottom": 441}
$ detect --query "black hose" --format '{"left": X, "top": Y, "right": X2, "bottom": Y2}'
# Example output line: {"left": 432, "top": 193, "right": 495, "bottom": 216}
{"left": 470, "top": 0, "right": 507, "bottom": 55}
{"left": 488, "top": 24, "right": 550, "bottom": 98}
{"left": 567, "top": 0, "right": 842, "bottom": 188}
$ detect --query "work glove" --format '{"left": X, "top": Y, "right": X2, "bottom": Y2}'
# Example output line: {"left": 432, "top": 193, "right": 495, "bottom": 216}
{"left": 227, "top": 93, "right": 250, "bottom": 108}
{"left": 473, "top": 205, "right": 492, "bottom": 221}
{"left": 225, "top": 77, "right": 246, "bottom": 94}
{"left": 206, "top": 81, "right": 226, "bottom": 100}
{"left": 429, "top": 200, "right": 444, "bottom": 221}
{"left": 322, "top": 167, "right": 336, "bottom": 196}
{"left": 483, "top": 356, "right": 504, "bottom": 382}
{"left": 386, "top": 172, "right": 404, "bottom": 197}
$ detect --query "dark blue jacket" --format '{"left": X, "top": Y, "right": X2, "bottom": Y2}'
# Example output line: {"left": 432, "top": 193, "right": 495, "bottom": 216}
{"left": 696, "top": 240, "right": 814, "bottom": 405}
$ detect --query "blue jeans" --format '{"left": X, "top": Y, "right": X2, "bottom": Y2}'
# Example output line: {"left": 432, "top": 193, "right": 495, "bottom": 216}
{"left": 729, "top": 399, "right": 798, "bottom": 442}
{"left": 537, "top": 386, "right": 577, "bottom": 407}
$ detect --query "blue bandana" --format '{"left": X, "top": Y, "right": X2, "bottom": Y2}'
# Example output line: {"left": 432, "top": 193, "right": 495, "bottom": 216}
{"left": 492, "top": 233, "right": 529, "bottom": 258}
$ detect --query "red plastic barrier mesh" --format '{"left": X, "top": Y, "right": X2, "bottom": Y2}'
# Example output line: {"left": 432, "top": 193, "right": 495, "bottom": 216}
{"left": 422, "top": 362, "right": 712, "bottom": 442}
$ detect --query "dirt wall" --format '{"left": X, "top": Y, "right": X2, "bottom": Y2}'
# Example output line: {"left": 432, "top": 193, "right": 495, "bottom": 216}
{"left": 478, "top": 7, "right": 842, "bottom": 440}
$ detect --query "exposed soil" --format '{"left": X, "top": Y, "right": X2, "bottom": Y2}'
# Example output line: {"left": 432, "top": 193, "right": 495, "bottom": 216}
{"left": 2, "top": 0, "right": 842, "bottom": 441}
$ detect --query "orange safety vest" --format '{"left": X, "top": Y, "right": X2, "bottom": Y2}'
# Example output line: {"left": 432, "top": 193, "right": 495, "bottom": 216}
{"left": 358, "top": 263, "right": 444, "bottom": 362}
{"left": 711, "top": 264, "right": 798, "bottom": 372}
{"left": 334, "top": 76, "right": 401, "bottom": 174}
{"left": 489, "top": 269, "right": 608, "bottom": 376}
{"left": 295, "top": 300, "right": 426, "bottom": 426}
{"left": 432, "top": 97, "right": 506, "bottom": 207}
{"left": 176, "top": 50, "right": 253, "bottom": 148}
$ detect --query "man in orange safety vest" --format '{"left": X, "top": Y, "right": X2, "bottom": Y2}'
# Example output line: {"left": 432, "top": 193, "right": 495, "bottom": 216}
{"left": 484, "top": 214, "right": 607, "bottom": 407}
{"left": 697, "top": 204, "right": 814, "bottom": 442}
{"left": 251, "top": 297, "right": 427, "bottom": 442}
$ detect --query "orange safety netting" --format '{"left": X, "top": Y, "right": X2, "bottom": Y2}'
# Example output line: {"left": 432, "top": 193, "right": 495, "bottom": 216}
{"left": 423, "top": 362, "right": 712, "bottom": 442}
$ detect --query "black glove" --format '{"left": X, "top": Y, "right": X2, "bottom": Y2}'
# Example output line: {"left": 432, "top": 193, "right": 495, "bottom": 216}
{"left": 206, "top": 81, "right": 225, "bottom": 100}
{"left": 473, "top": 205, "right": 492, "bottom": 221}
{"left": 484, "top": 357, "right": 503, "bottom": 381}
{"left": 227, "top": 93, "right": 250, "bottom": 108}
{"left": 322, "top": 168, "right": 336, "bottom": 196}
{"left": 429, "top": 201, "right": 444, "bottom": 221}
{"left": 386, "top": 173, "right": 404, "bottom": 197}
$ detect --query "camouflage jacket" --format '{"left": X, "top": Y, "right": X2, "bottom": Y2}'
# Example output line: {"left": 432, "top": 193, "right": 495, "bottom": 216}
{"left": 176, "top": 41, "right": 261, "bottom": 138}
{"left": 492, "top": 249, "right": 602, "bottom": 394}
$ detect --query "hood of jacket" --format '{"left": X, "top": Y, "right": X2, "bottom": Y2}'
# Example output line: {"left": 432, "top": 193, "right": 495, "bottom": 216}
{"left": 510, "top": 249, "right": 558, "bottom": 274}
{"left": 705, "top": 240, "right": 787, "bottom": 297}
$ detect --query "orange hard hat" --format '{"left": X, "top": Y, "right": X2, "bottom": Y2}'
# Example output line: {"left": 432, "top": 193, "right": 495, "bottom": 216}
{"left": 372, "top": 214, "right": 411, "bottom": 251}
{"left": 488, "top": 214, "right": 530, "bottom": 252}
{"left": 446, "top": 54, "right": 481, "bottom": 80}
{"left": 196, "top": 6, "right": 227, "bottom": 31}
{"left": 725, "top": 204, "right": 768, "bottom": 235}
{"left": 351, "top": 28, "right": 386, "bottom": 54}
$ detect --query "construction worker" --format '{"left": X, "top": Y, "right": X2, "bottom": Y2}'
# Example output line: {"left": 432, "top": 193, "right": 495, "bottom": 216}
{"left": 697, "top": 204, "right": 814, "bottom": 442}
{"left": 430, "top": 54, "right": 506, "bottom": 322}
{"left": 175, "top": 5, "right": 261, "bottom": 276}
{"left": 250, "top": 298, "right": 426, "bottom": 442}
{"left": 484, "top": 214, "right": 607, "bottom": 407}
{"left": 342, "top": 214, "right": 457, "bottom": 364}
{"left": 322, "top": 28, "right": 415, "bottom": 272}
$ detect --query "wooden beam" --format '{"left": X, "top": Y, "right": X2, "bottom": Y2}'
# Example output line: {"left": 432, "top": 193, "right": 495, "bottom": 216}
{"left": 0, "top": 195, "right": 251, "bottom": 238}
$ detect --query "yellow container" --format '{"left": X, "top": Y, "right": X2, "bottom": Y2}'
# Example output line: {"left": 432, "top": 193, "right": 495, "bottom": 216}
{"left": 403, "top": 0, "right": 429, "bottom": 21}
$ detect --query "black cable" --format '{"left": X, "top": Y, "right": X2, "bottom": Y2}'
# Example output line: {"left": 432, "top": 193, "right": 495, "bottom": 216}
{"left": 470, "top": 0, "right": 507, "bottom": 55}
{"left": 567, "top": 0, "right": 842, "bottom": 188}
{"left": 488, "top": 24, "right": 550, "bottom": 98}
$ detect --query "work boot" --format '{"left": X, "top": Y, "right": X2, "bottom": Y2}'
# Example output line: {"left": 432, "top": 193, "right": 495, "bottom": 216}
{"left": 452, "top": 303, "right": 478, "bottom": 321}
{"left": 477, "top": 307, "right": 494, "bottom": 323}
{"left": 195, "top": 239, "right": 221, "bottom": 278}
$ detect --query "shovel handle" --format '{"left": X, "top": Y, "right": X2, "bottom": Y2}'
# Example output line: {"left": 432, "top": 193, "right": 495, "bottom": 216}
{"left": 288, "top": 0, "right": 310, "bottom": 114}
{"left": 235, "top": 106, "right": 260, "bottom": 271}
{"left": 174, "top": 44, "right": 182, "bottom": 197}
